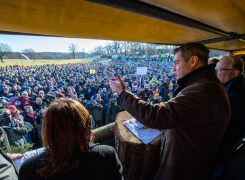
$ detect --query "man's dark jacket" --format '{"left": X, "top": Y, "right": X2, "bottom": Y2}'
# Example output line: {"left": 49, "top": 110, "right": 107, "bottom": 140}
{"left": 32, "top": 102, "right": 47, "bottom": 111}
{"left": 119, "top": 65, "right": 231, "bottom": 180}
{"left": 106, "top": 104, "right": 122, "bottom": 123}
{"left": 216, "top": 75, "right": 245, "bottom": 165}
{"left": 139, "top": 89, "right": 153, "bottom": 101}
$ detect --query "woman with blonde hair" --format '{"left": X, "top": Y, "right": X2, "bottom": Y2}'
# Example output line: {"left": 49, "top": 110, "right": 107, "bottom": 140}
{"left": 19, "top": 99, "right": 123, "bottom": 180}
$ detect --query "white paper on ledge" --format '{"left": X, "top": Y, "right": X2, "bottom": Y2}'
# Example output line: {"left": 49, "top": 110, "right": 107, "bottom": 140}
{"left": 13, "top": 147, "right": 45, "bottom": 172}
{"left": 124, "top": 118, "right": 161, "bottom": 144}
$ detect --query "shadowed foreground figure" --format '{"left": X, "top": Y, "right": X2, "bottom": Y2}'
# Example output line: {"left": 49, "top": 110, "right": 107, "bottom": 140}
{"left": 110, "top": 43, "right": 231, "bottom": 180}
{"left": 19, "top": 99, "right": 123, "bottom": 180}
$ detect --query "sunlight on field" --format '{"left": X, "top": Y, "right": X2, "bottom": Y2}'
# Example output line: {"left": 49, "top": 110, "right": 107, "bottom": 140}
{"left": 0, "top": 59, "right": 92, "bottom": 67}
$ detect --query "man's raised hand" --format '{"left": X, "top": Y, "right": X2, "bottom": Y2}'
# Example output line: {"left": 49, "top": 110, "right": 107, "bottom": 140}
{"left": 109, "top": 75, "right": 126, "bottom": 95}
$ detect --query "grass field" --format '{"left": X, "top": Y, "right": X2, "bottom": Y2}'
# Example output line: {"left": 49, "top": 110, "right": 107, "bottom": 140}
{"left": 0, "top": 59, "right": 92, "bottom": 67}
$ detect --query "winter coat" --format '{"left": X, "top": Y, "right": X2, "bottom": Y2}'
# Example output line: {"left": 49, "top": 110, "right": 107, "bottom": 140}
{"left": 139, "top": 89, "right": 153, "bottom": 101}
{"left": 106, "top": 105, "right": 122, "bottom": 123}
{"left": 32, "top": 102, "right": 47, "bottom": 112}
{"left": 2, "top": 118, "right": 28, "bottom": 147}
{"left": 119, "top": 65, "right": 231, "bottom": 180}
{"left": 216, "top": 75, "right": 245, "bottom": 165}
{"left": 91, "top": 104, "right": 103, "bottom": 122}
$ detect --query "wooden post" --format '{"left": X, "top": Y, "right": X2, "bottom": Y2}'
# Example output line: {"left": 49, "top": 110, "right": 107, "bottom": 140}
{"left": 115, "top": 111, "right": 161, "bottom": 180}
{"left": 92, "top": 122, "right": 115, "bottom": 143}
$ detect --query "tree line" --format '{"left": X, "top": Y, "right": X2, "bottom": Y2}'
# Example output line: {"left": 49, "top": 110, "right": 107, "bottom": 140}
{"left": 0, "top": 42, "right": 227, "bottom": 62}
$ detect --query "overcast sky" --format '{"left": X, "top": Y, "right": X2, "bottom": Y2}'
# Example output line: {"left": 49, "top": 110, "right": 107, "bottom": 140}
{"left": 0, "top": 35, "right": 112, "bottom": 53}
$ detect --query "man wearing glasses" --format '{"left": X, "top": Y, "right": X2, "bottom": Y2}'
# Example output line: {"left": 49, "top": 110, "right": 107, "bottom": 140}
{"left": 215, "top": 56, "right": 245, "bottom": 166}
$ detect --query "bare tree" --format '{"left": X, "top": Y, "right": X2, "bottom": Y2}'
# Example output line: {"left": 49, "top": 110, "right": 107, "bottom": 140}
{"left": 81, "top": 48, "right": 85, "bottom": 59}
{"left": 93, "top": 45, "right": 103, "bottom": 55}
{"left": 112, "top": 41, "right": 121, "bottom": 55}
{"left": 121, "top": 41, "right": 128, "bottom": 56}
{"left": 104, "top": 43, "right": 112, "bottom": 55}
{"left": 129, "top": 42, "right": 140, "bottom": 55}
{"left": 68, "top": 44, "right": 78, "bottom": 59}
{"left": 0, "top": 43, "right": 12, "bottom": 62}
{"left": 22, "top": 48, "right": 37, "bottom": 61}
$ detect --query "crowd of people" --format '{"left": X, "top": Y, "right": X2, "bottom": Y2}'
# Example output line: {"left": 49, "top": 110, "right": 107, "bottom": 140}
{"left": 0, "top": 58, "right": 176, "bottom": 148}
{"left": 1, "top": 43, "right": 245, "bottom": 180}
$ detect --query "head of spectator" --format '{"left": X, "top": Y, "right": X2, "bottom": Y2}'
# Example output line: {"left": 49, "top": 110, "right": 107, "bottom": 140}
{"left": 91, "top": 99, "right": 97, "bottom": 105}
{"left": 43, "top": 83, "right": 48, "bottom": 89}
{"left": 22, "top": 98, "right": 31, "bottom": 105}
{"left": 83, "top": 84, "right": 87, "bottom": 89}
{"left": 3, "top": 88, "right": 9, "bottom": 94}
{"left": 8, "top": 97, "right": 16, "bottom": 105}
{"left": 22, "top": 84, "right": 27, "bottom": 89}
{"left": 14, "top": 114, "right": 23, "bottom": 123}
{"left": 34, "top": 86, "right": 39, "bottom": 93}
{"left": 154, "top": 93, "right": 160, "bottom": 100}
{"left": 38, "top": 99, "right": 92, "bottom": 178}
{"left": 14, "top": 92, "right": 20, "bottom": 100}
{"left": 39, "top": 90, "right": 45, "bottom": 98}
{"left": 173, "top": 43, "right": 210, "bottom": 79}
{"left": 208, "top": 57, "right": 220, "bottom": 65}
{"left": 72, "top": 95, "right": 77, "bottom": 100}
{"left": 2, "top": 100, "right": 8, "bottom": 108}
{"left": 49, "top": 88, "right": 56, "bottom": 95}
{"left": 26, "top": 105, "right": 34, "bottom": 115}
{"left": 22, "top": 91, "right": 28, "bottom": 98}
{"left": 40, "top": 107, "right": 47, "bottom": 118}
{"left": 95, "top": 94, "right": 101, "bottom": 101}
{"left": 78, "top": 86, "right": 82, "bottom": 91}
{"left": 8, "top": 105, "right": 19, "bottom": 117}
{"left": 0, "top": 109, "right": 12, "bottom": 122}
{"left": 215, "top": 56, "right": 244, "bottom": 83}
{"left": 36, "top": 98, "right": 42, "bottom": 105}
{"left": 12, "top": 86, "right": 17, "bottom": 91}
{"left": 113, "top": 93, "right": 118, "bottom": 99}
{"left": 169, "top": 83, "right": 174, "bottom": 92}
{"left": 110, "top": 99, "right": 117, "bottom": 106}
{"left": 98, "top": 88, "right": 103, "bottom": 95}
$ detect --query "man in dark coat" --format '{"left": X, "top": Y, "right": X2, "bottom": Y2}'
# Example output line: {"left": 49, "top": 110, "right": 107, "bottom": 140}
{"left": 90, "top": 100, "right": 103, "bottom": 128}
{"left": 0, "top": 109, "right": 28, "bottom": 147}
{"left": 215, "top": 56, "right": 245, "bottom": 166}
{"left": 106, "top": 100, "right": 122, "bottom": 124}
{"left": 139, "top": 85, "right": 153, "bottom": 102}
{"left": 110, "top": 43, "right": 231, "bottom": 180}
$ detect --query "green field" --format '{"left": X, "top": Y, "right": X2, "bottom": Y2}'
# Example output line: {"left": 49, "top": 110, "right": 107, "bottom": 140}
{"left": 0, "top": 59, "right": 92, "bottom": 67}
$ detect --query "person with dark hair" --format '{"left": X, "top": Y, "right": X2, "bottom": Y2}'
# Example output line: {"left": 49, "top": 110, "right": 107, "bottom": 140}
{"left": 208, "top": 57, "right": 220, "bottom": 65}
{"left": 110, "top": 43, "right": 231, "bottom": 180}
{"left": 90, "top": 99, "right": 103, "bottom": 128}
{"left": 106, "top": 100, "right": 122, "bottom": 124}
{"left": 23, "top": 106, "right": 39, "bottom": 145}
{"left": 19, "top": 99, "right": 123, "bottom": 180}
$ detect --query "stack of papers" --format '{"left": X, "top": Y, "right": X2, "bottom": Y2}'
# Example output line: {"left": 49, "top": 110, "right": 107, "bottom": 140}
{"left": 124, "top": 118, "right": 161, "bottom": 144}
{"left": 13, "top": 147, "right": 45, "bottom": 172}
